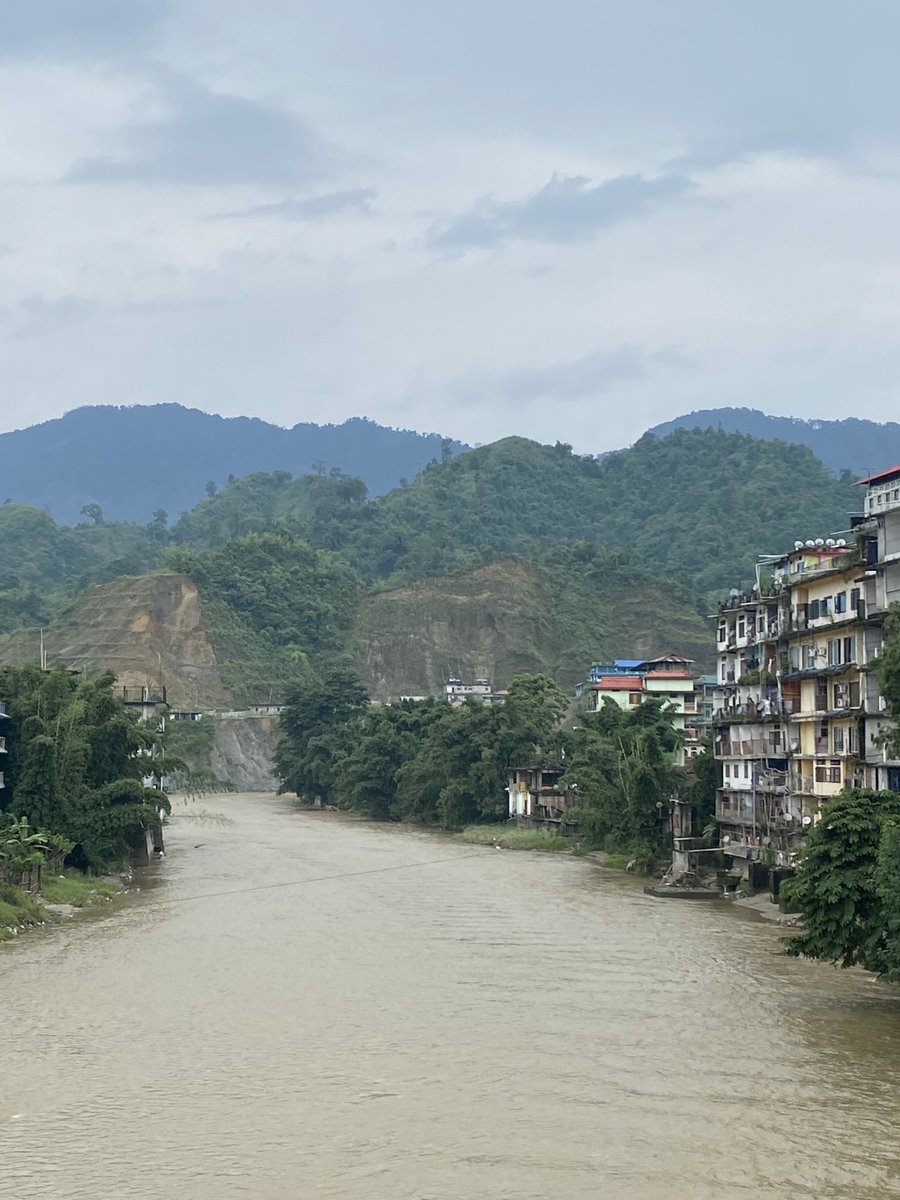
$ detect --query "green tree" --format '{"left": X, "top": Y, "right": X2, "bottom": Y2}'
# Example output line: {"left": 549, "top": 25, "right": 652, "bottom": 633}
{"left": 783, "top": 789, "right": 900, "bottom": 971}
{"left": 80, "top": 503, "right": 104, "bottom": 525}
{"left": 275, "top": 666, "right": 370, "bottom": 803}
{"left": 560, "top": 698, "right": 683, "bottom": 854}
{"left": 0, "top": 665, "right": 170, "bottom": 870}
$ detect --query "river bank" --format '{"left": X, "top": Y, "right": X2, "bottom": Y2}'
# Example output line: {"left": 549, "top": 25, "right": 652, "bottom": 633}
{"left": 4, "top": 790, "right": 899, "bottom": 1200}
{"left": 0, "top": 871, "right": 127, "bottom": 941}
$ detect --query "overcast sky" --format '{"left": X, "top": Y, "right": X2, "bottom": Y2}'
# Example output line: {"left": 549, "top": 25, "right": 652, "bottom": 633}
{"left": 3, "top": 1, "right": 900, "bottom": 451}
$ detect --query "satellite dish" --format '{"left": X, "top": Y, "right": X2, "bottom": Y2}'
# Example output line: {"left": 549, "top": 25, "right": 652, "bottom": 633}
{"left": 794, "top": 540, "right": 804, "bottom": 550}
{"left": 802, "top": 815, "right": 812, "bottom": 826}
{"left": 729, "top": 588, "right": 740, "bottom": 598}
{"left": 836, "top": 538, "right": 847, "bottom": 547}
{"left": 814, "top": 538, "right": 825, "bottom": 547}
{"left": 825, "top": 538, "right": 836, "bottom": 547}
{"left": 804, "top": 539, "right": 815, "bottom": 548}
{"left": 722, "top": 835, "right": 731, "bottom": 844}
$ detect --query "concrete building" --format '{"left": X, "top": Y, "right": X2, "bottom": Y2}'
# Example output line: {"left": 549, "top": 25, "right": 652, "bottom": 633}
{"left": 854, "top": 464, "right": 900, "bottom": 791}
{"left": 713, "top": 495, "right": 900, "bottom": 868}
{"left": 585, "top": 655, "right": 699, "bottom": 766}
{"left": 443, "top": 678, "right": 508, "bottom": 705}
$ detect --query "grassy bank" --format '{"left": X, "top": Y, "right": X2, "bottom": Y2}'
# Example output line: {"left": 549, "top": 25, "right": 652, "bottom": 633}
{"left": 453, "top": 823, "right": 574, "bottom": 852}
{"left": 39, "top": 871, "right": 121, "bottom": 907}
{"left": 0, "top": 871, "right": 123, "bottom": 941}
{"left": 0, "top": 882, "right": 48, "bottom": 941}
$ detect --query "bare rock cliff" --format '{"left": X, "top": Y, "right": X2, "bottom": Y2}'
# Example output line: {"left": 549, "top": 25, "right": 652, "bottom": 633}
{"left": 210, "top": 717, "right": 279, "bottom": 792}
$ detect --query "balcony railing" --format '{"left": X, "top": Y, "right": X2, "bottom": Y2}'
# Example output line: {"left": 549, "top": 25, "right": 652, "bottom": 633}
{"left": 714, "top": 698, "right": 796, "bottom": 721}
{"left": 719, "top": 738, "right": 784, "bottom": 757}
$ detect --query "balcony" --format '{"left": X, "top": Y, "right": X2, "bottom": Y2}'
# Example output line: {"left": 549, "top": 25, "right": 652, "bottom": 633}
{"left": 713, "top": 698, "right": 796, "bottom": 722}
{"left": 719, "top": 738, "right": 784, "bottom": 757}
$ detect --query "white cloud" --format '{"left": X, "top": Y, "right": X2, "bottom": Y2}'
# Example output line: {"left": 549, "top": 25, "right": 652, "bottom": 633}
{"left": 4, "top": 0, "right": 900, "bottom": 456}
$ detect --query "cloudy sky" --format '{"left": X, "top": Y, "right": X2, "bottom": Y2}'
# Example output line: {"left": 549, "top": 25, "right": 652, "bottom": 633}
{"left": 3, "top": 1, "right": 900, "bottom": 451}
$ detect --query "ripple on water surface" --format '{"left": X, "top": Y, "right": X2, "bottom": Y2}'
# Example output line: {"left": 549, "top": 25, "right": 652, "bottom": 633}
{"left": 2, "top": 795, "right": 900, "bottom": 1199}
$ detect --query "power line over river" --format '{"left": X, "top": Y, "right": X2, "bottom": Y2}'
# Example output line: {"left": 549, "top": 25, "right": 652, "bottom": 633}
{"left": 2, "top": 793, "right": 899, "bottom": 1199}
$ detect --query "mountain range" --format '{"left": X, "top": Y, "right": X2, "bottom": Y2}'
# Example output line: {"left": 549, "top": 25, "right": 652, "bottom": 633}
{"left": 4, "top": 402, "right": 900, "bottom": 526}
{"left": 0, "top": 404, "right": 468, "bottom": 524}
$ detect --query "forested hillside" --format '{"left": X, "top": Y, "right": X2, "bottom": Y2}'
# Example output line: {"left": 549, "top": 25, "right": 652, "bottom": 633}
{"left": 168, "top": 427, "right": 857, "bottom": 599}
{"left": 0, "top": 404, "right": 466, "bottom": 524}
{"left": 649, "top": 408, "right": 899, "bottom": 477}
{"left": 0, "top": 424, "right": 861, "bottom": 700}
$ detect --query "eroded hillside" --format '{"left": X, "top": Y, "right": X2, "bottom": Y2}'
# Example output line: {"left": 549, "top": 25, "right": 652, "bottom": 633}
{"left": 0, "top": 573, "right": 233, "bottom": 710}
{"left": 0, "top": 556, "right": 713, "bottom": 708}
{"left": 356, "top": 559, "right": 712, "bottom": 700}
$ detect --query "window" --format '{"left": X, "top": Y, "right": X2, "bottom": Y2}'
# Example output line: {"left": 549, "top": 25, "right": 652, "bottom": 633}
{"left": 815, "top": 762, "right": 842, "bottom": 784}
{"left": 737, "top": 617, "right": 746, "bottom": 638}
{"left": 849, "top": 726, "right": 859, "bottom": 754}
{"left": 809, "top": 600, "right": 821, "bottom": 620}
{"left": 828, "top": 639, "right": 842, "bottom": 666}
{"left": 789, "top": 647, "right": 800, "bottom": 669}
{"left": 803, "top": 644, "right": 817, "bottom": 669}
{"left": 822, "top": 596, "right": 833, "bottom": 616}
{"left": 843, "top": 636, "right": 854, "bottom": 664}
{"left": 850, "top": 681, "right": 860, "bottom": 707}
{"left": 833, "top": 726, "right": 845, "bottom": 754}
{"left": 834, "top": 592, "right": 847, "bottom": 614}
{"left": 628, "top": 692, "right": 642, "bottom": 705}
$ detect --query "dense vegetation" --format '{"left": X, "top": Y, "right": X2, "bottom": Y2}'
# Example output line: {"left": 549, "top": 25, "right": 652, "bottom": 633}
{"left": 0, "top": 424, "right": 861, "bottom": 707}
{"left": 162, "top": 428, "right": 857, "bottom": 600}
{"left": 0, "top": 664, "right": 169, "bottom": 872}
{"left": 162, "top": 532, "right": 361, "bottom": 703}
{"left": 650, "top": 407, "right": 900, "bottom": 478}
{"left": 782, "top": 789, "right": 900, "bottom": 977}
{"left": 275, "top": 667, "right": 687, "bottom": 859}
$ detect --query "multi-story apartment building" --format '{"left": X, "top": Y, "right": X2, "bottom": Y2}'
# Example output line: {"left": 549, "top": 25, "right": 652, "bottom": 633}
{"left": 715, "top": 584, "right": 794, "bottom": 861}
{"left": 714, "top": 473, "right": 900, "bottom": 868}
{"left": 854, "top": 464, "right": 900, "bottom": 791}
{"left": 778, "top": 543, "right": 865, "bottom": 819}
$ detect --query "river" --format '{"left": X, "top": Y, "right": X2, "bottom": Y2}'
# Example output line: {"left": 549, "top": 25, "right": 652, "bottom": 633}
{"left": 2, "top": 792, "right": 900, "bottom": 1199}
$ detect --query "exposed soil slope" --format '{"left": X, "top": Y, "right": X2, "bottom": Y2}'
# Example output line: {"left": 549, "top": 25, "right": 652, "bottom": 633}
{"left": 0, "top": 573, "right": 233, "bottom": 709}
{"left": 355, "top": 558, "right": 711, "bottom": 701}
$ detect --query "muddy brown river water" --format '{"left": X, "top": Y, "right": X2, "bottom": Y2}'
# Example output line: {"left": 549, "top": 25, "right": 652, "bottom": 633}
{"left": 2, "top": 792, "right": 900, "bottom": 1199}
